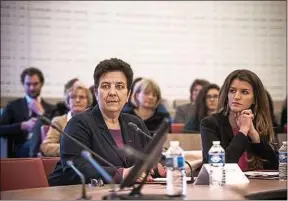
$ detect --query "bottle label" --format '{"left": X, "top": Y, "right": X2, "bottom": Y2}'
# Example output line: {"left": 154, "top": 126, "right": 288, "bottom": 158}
{"left": 165, "top": 156, "right": 185, "bottom": 168}
{"left": 279, "top": 152, "right": 287, "bottom": 163}
{"left": 208, "top": 153, "right": 225, "bottom": 164}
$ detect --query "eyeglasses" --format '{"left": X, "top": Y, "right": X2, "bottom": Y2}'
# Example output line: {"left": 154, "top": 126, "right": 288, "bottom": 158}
{"left": 206, "top": 94, "right": 219, "bottom": 100}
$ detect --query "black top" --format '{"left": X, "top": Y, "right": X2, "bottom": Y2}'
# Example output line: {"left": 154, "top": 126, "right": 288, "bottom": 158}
{"left": 200, "top": 111, "right": 278, "bottom": 170}
{"left": 122, "top": 106, "right": 171, "bottom": 136}
{"left": 48, "top": 105, "right": 149, "bottom": 186}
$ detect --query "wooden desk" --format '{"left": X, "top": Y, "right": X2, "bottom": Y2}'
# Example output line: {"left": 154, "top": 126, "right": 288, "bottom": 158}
{"left": 164, "top": 133, "right": 202, "bottom": 151}
{"left": 230, "top": 179, "right": 287, "bottom": 200}
{"left": 1, "top": 183, "right": 243, "bottom": 200}
{"left": 1, "top": 179, "right": 286, "bottom": 200}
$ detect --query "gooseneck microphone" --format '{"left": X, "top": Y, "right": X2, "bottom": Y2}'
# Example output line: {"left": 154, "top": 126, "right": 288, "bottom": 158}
{"left": 129, "top": 122, "right": 168, "bottom": 152}
{"left": 81, "top": 151, "right": 117, "bottom": 199}
{"left": 128, "top": 121, "right": 194, "bottom": 183}
{"left": 120, "top": 145, "right": 148, "bottom": 161}
{"left": 81, "top": 151, "right": 114, "bottom": 184}
{"left": 39, "top": 116, "right": 118, "bottom": 171}
{"left": 128, "top": 122, "right": 153, "bottom": 140}
{"left": 67, "top": 160, "right": 90, "bottom": 200}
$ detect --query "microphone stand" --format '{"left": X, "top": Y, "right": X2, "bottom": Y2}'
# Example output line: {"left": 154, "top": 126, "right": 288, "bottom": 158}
{"left": 129, "top": 169, "right": 151, "bottom": 198}
{"left": 129, "top": 122, "right": 194, "bottom": 183}
{"left": 67, "top": 161, "right": 91, "bottom": 200}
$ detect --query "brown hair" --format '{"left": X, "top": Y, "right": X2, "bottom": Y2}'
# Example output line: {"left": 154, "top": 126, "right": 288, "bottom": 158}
{"left": 218, "top": 69, "right": 276, "bottom": 169}
{"left": 189, "top": 79, "right": 210, "bottom": 102}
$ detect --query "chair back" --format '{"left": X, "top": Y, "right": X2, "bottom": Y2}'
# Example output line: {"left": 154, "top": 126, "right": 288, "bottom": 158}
{"left": 171, "top": 123, "right": 185, "bottom": 133}
{"left": 41, "top": 157, "right": 60, "bottom": 177}
{"left": 0, "top": 158, "right": 49, "bottom": 191}
{"left": 164, "top": 133, "right": 202, "bottom": 151}
{"left": 41, "top": 125, "right": 50, "bottom": 142}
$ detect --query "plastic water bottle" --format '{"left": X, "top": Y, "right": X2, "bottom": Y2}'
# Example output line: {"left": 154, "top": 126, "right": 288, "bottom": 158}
{"left": 278, "top": 141, "right": 287, "bottom": 181}
{"left": 165, "top": 141, "right": 187, "bottom": 197}
{"left": 208, "top": 141, "right": 225, "bottom": 187}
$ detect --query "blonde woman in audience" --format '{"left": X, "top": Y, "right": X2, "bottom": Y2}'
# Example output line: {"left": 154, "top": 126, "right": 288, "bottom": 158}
{"left": 123, "top": 79, "right": 171, "bottom": 135}
{"left": 201, "top": 69, "right": 278, "bottom": 171}
{"left": 40, "top": 82, "right": 92, "bottom": 157}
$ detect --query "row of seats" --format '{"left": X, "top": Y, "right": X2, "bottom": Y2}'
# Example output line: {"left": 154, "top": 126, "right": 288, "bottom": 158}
{"left": 0, "top": 157, "right": 59, "bottom": 191}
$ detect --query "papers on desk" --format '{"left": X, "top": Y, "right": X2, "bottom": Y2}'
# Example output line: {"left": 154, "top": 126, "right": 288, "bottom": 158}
{"left": 244, "top": 171, "right": 279, "bottom": 180}
{"left": 152, "top": 177, "right": 191, "bottom": 183}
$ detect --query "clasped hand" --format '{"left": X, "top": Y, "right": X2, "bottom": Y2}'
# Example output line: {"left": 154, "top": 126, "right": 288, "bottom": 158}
{"left": 235, "top": 109, "right": 260, "bottom": 143}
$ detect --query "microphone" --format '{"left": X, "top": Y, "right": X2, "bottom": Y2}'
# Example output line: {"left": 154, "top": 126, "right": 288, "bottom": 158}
{"left": 81, "top": 151, "right": 117, "bottom": 199}
{"left": 120, "top": 145, "right": 148, "bottom": 161}
{"left": 66, "top": 160, "right": 91, "bottom": 200}
{"left": 128, "top": 122, "right": 153, "bottom": 140}
{"left": 129, "top": 122, "right": 168, "bottom": 153}
{"left": 128, "top": 121, "right": 194, "bottom": 184}
{"left": 81, "top": 151, "right": 114, "bottom": 184}
{"left": 39, "top": 116, "right": 118, "bottom": 172}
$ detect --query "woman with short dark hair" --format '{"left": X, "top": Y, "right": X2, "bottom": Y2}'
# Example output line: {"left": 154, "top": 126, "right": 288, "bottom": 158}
{"left": 49, "top": 58, "right": 166, "bottom": 186}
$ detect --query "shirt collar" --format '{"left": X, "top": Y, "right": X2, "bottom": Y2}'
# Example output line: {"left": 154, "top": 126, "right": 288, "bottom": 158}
{"left": 25, "top": 95, "right": 41, "bottom": 104}
{"left": 67, "top": 111, "right": 73, "bottom": 121}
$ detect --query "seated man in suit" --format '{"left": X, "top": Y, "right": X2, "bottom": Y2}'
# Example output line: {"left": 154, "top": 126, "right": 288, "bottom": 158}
{"left": 0, "top": 67, "right": 55, "bottom": 158}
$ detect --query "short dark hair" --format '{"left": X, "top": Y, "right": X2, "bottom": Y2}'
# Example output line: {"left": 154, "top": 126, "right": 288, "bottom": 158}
{"left": 93, "top": 58, "right": 133, "bottom": 92}
{"left": 189, "top": 79, "right": 210, "bottom": 102}
{"left": 20, "top": 67, "right": 44, "bottom": 85}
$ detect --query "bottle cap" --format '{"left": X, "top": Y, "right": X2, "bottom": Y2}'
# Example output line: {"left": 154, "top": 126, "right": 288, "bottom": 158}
{"left": 170, "top": 141, "right": 179, "bottom": 146}
{"left": 212, "top": 141, "right": 220, "bottom": 145}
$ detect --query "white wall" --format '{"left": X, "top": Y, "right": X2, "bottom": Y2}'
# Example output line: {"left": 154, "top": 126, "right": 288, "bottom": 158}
{"left": 1, "top": 1, "right": 286, "bottom": 102}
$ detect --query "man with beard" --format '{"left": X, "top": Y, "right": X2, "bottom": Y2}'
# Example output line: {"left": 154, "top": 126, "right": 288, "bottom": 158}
{"left": 0, "top": 67, "right": 55, "bottom": 157}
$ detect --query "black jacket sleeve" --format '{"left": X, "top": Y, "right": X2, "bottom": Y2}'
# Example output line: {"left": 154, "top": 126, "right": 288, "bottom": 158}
{"left": 250, "top": 135, "right": 279, "bottom": 169}
{"left": 60, "top": 117, "right": 116, "bottom": 183}
{"left": 200, "top": 116, "right": 250, "bottom": 164}
{"left": 0, "top": 102, "right": 25, "bottom": 137}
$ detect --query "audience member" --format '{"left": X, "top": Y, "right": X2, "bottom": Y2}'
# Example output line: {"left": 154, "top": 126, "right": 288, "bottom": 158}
{"left": 201, "top": 69, "right": 278, "bottom": 171}
{"left": 49, "top": 58, "right": 166, "bottom": 186}
{"left": 184, "top": 84, "right": 220, "bottom": 132}
{"left": 122, "top": 77, "right": 169, "bottom": 114}
{"left": 122, "top": 78, "right": 171, "bottom": 135}
{"left": 29, "top": 77, "right": 80, "bottom": 157}
{"left": 0, "top": 67, "right": 55, "bottom": 157}
{"left": 40, "top": 82, "right": 93, "bottom": 157}
{"left": 53, "top": 78, "right": 79, "bottom": 116}
{"left": 174, "top": 79, "right": 209, "bottom": 123}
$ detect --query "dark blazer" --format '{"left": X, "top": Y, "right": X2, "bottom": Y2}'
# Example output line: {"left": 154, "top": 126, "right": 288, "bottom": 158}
{"left": 200, "top": 111, "right": 278, "bottom": 170}
{"left": 48, "top": 105, "right": 149, "bottom": 186}
{"left": 183, "top": 116, "right": 200, "bottom": 133}
{"left": 0, "top": 97, "right": 55, "bottom": 157}
{"left": 122, "top": 106, "right": 171, "bottom": 136}
{"left": 174, "top": 103, "right": 195, "bottom": 124}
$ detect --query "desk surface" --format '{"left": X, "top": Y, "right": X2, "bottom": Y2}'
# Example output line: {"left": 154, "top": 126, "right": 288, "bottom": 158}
{"left": 1, "top": 183, "right": 243, "bottom": 200}
{"left": 229, "top": 179, "right": 287, "bottom": 200}
{"left": 1, "top": 179, "right": 286, "bottom": 200}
